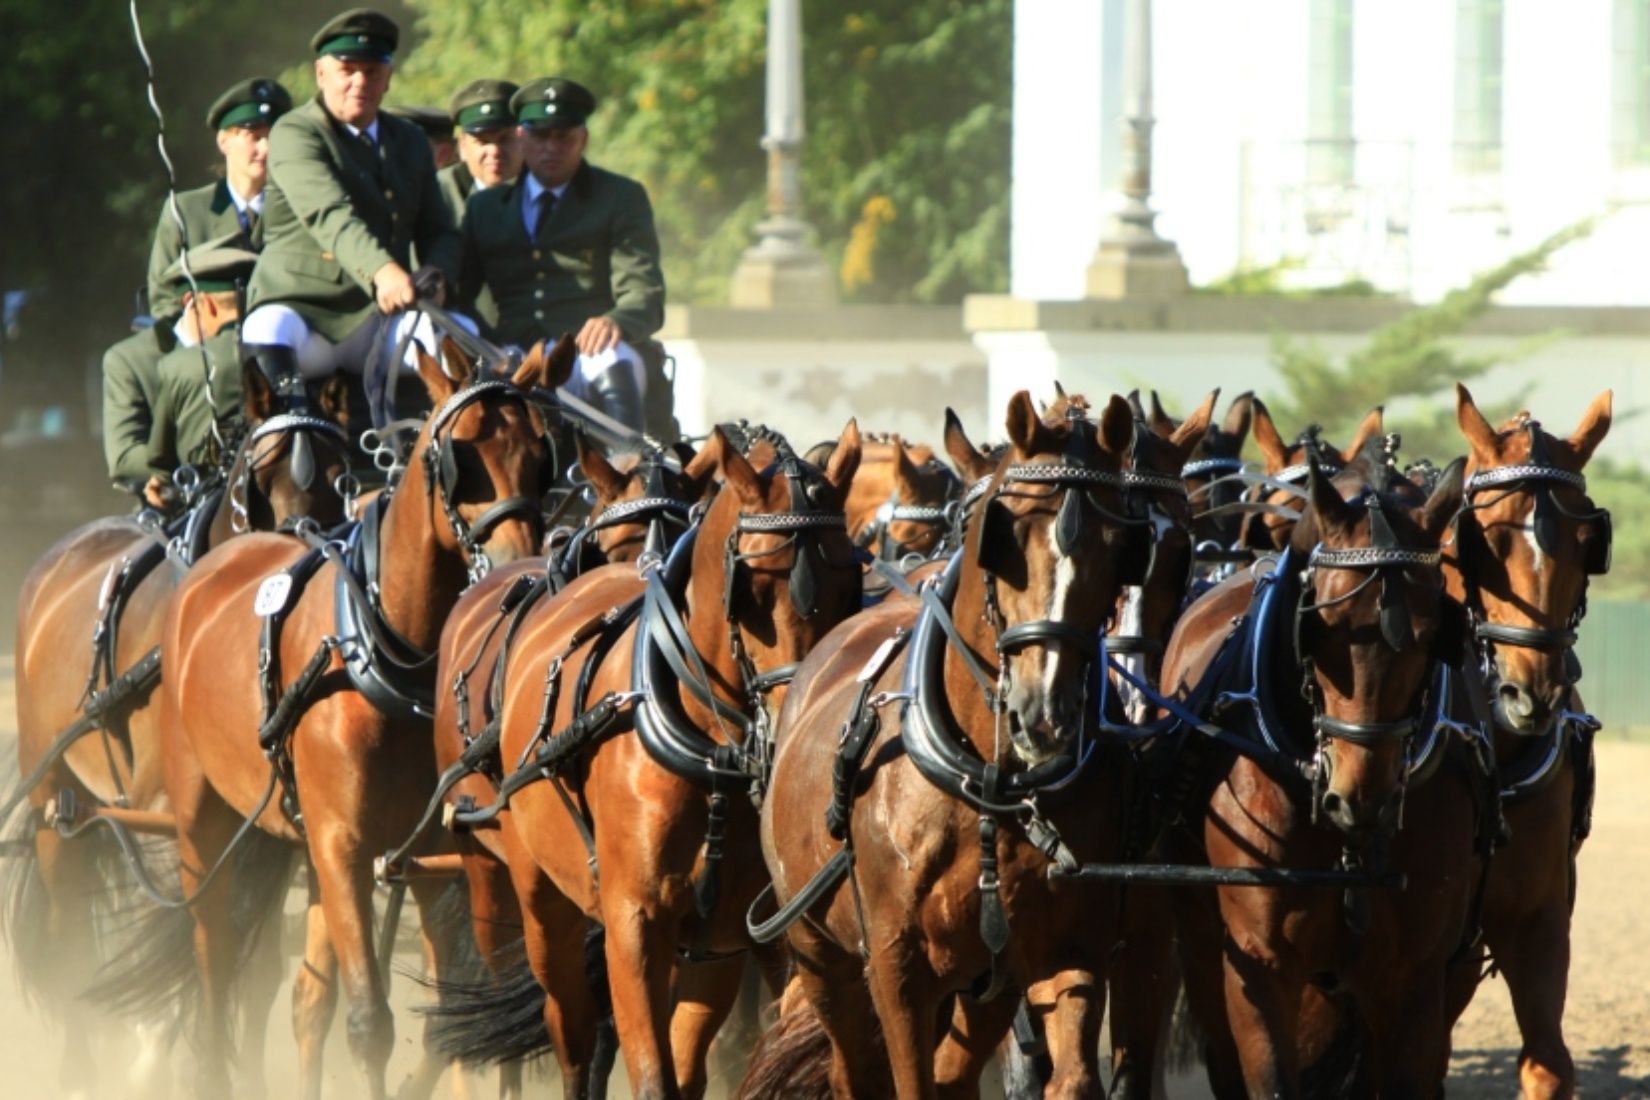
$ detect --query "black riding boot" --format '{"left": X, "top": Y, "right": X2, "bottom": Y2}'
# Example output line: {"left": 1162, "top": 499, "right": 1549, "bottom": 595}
{"left": 588, "top": 364, "right": 645, "bottom": 434}
{"left": 244, "top": 343, "right": 309, "bottom": 414}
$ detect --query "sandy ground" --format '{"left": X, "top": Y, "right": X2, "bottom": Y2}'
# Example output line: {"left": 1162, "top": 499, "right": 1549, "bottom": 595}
{"left": 1, "top": 653, "right": 1646, "bottom": 1098}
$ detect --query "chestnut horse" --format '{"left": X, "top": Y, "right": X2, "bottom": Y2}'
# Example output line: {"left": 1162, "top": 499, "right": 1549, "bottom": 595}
{"left": 4, "top": 365, "right": 351, "bottom": 1098}
{"left": 809, "top": 432, "right": 959, "bottom": 565}
{"left": 427, "top": 419, "right": 863, "bottom": 1099}
{"left": 1441, "top": 385, "right": 1613, "bottom": 1100}
{"left": 1139, "top": 446, "right": 1486, "bottom": 1097}
{"left": 744, "top": 391, "right": 1143, "bottom": 1099}
{"left": 146, "top": 340, "right": 566, "bottom": 1099}
{"left": 1239, "top": 399, "right": 1385, "bottom": 553}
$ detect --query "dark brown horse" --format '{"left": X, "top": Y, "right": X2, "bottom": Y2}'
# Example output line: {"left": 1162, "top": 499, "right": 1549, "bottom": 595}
{"left": 1140, "top": 446, "right": 1480, "bottom": 1098}
{"left": 4, "top": 366, "right": 351, "bottom": 1097}
{"left": 147, "top": 340, "right": 566, "bottom": 1099}
{"left": 745, "top": 391, "right": 1142, "bottom": 1099}
{"left": 430, "top": 419, "right": 863, "bottom": 1099}
{"left": 1441, "top": 384, "right": 1613, "bottom": 1100}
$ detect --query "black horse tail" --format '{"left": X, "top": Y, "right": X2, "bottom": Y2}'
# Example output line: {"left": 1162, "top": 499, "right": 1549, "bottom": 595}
{"left": 0, "top": 782, "right": 107, "bottom": 1015}
{"left": 733, "top": 988, "right": 835, "bottom": 1100}
{"left": 420, "top": 947, "right": 552, "bottom": 1065}
{"left": 1164, "top": 967, "right": 1204, "bottom": 1074}
{"left": 83, "top": 827, "right": 295, "bottom": 1050}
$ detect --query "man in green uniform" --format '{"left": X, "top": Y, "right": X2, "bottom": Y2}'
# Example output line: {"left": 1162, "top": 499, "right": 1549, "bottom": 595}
{"left": 457, "top": 77, "right": 665, "bottom": 432}
{"left": 241, "top": 8, "right": 466, "bottom": 423}
{"left": 116, "top": 242, "right": 255, "bottom": 507}
{"left": 102, "top": 76, "right": 291, "bottom": 493}
{"left": 437, "top": 79, "right": 519, "bottom": 331}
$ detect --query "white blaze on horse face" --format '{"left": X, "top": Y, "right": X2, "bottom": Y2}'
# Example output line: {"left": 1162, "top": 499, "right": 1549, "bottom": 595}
{"left": 1116, "top": 585, "right": 1149, "bottom": 724}
{"left": 1041, "top": 545, "right": 1082, "bottom": 710}
{"left": 1522, "top": 523, "right": 1546, "bottom": 573}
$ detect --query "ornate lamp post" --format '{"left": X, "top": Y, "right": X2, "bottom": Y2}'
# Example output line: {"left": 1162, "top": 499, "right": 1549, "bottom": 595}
{"left": 1086, "top": 0, "right": 1188, "bottom": 297}
{"left": 730, "top": 0, "right": 836, "bottom": 307}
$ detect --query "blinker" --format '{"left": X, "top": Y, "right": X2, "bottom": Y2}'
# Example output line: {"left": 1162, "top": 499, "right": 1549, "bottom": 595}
{"left": 1055, "top": 487, "right": 1084, "bottom": 557}
{"left": 290, "top": 431, "right": 316, "bottom": 493}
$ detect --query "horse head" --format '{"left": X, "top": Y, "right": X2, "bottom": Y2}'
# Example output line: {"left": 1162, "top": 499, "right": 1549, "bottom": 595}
{"left": 964, "top": 390, "right": 1135, "bottom": 766}
{"left": 1292, "top": 449, "right": 1463, "bottom": 834}
{"left": 1454, "top": 383, "right": 1613, "bottom": 735}
{"left": 568, "top": 432, "right": 716, "bottom": 566}
{"left": 410, "top": 335, "right": 573, "bottom": 578}
{"left": 1151, "top": 389, "right": 1252, "bottom": 552}
{"left": 1243, "top": 399, "right": 1384, "bottom": 552}
{"left": 229, "top": 364, "right": 353, "bottom": 534}
{"left": 691, "top": 419, "right": 865, "bottom": 694}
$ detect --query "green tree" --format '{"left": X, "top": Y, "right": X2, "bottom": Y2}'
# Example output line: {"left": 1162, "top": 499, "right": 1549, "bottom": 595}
{"left": 391, "top": 0, "right": 1011, "bottom": 304}
{"left": 1260, "top": 220, "right": 1593, "bottom": 462}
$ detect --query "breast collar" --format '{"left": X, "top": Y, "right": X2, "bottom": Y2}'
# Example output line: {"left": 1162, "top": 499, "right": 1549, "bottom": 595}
{"left": 333, "top": 494, "right": 437, "bottom": 727}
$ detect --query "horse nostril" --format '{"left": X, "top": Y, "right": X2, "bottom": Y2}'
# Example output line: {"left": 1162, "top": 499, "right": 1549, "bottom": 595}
{"left": 1498, "top": 682, "right": 1533, "bottom": 718}
{"left": 1321, "top": 792, "right": 1343, "bottom": 817}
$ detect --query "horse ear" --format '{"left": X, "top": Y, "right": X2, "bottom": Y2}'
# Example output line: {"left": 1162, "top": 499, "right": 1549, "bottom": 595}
{"left": 1419, "top": 457, "right": 1467, "bottom": 543}
{"left": 1126, "top": 389, "right": 1147, "bottom": 422}
{"left": 716, "top": 429, "right": 765, "bottom": 506}
{"left": 893, "top": 434, "right": 922, "bottom": 497}
{"left": 1250, "top": 397, "right": 1290, "bottom": 472}
{"left": 1566, "top": 390, "right": 1613, "bottom": 466}
{"left": 1097, "top": 393, "right": 1134, "bottom": 459}
{"left": 576, "top": 432, "right": 628, "bottom": 504}
{"left": 441, "top": 336, "right": 476, "bottom": 384}
{"left": 677, "top": 438, "right": 718, "bottom": 502}
{"left": 1455, "top": 383, "right": 1498, "bottom": 459}
{"left": 318, "top": 374, "right": 351, "bottom": 430}
{"left": 1223, "top": 391, "right": 1254, "bottom": 442}
{"left": 242, "top": 362, "right": 277, "bottom": 422}
{"left": 416, "top": 343, "right": 458, "bottom": 405}
{"left": 1306, "top": 460, "right": 1357, "bottom": 538}
{"left": 943, "top": 408, "right": 995, "bottom": 482}
{"left": 1168, "top": 390, "right": 1219, "bottom": 465}
{"left": 1342, "top": 406, "right": 1385, "bottom": 465}
{"left": 824, "top": 418, "right": 863, "bottom": 498}
{"left": 1005, "top": 390, "right": 1057, "bottom": 456}
{"left": 1148, "top": 390, "right": 1179, "bottom": 439}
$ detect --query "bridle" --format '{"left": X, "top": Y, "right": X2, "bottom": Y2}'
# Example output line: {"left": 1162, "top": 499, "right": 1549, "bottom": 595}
{"left": 420, "top": 379, "right": 549, "bottom": 584}
{"left": 854, "top": 458, "right": 962, "bottom": 564}
{"left": 552, "top": 448, "right": 694, "bottom": 575}
{"left": 231, "top": 413, "right": 354, "bottom": 534}
{"left": 1456, "top": 420, "right": 1612, "bottom": 658}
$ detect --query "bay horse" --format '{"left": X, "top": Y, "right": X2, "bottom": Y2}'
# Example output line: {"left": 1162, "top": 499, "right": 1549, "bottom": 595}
{"left": 1140, "top": 390, "right": 1254, "bottom": 566}
{"left": 744, "top": 390, "right": 1143, "bottom": 1099}
{"left": 1441, "top": 384, "right": 1613, "bottom": 1100}
{"left": 1138, "top": 444, "right": 1486, "bottom": 1097}
{"left": 4, "top": 365, "right": 351, "bottom": 1098}
{"left": 425, "top": 418, "right": 863, "bottom": 1100}
{"left": 145, "top": 339, "right": 568, "bottom": 1099}
{"left": 1239, "top": 398, "right": 1385, "bottom": 553}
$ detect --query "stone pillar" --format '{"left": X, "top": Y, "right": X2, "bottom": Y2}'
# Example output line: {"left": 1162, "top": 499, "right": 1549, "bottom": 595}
{"left": 730, "top": 0, "right": 836, "bottom": 307}
{"left": 1086, "top": 0, "right": 1189, "bottom": 298}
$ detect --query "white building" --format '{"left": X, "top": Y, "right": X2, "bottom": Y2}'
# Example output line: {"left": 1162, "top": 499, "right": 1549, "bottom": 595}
{"left": 1014, "top": 0, "right": 1650, "bottom": 306}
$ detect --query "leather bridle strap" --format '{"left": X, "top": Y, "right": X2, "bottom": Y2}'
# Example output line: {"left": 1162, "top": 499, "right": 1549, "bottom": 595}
{"left": 1474, "top": 620, "right": 1577, "bottom": 651}
{"left": 1315, "top": 713, "right": 1420, "bottom": 745}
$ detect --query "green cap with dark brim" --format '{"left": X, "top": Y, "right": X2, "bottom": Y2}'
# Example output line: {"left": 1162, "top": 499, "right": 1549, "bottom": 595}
{"left": 311, "top": 8, "right": 399, "bottom": 61}
{"left": 163, "top": 236, "right": 260, "bottom": 293}
{"left": 511, "top": 77, "right": 596, "bottom": 130}
{"left": 451, "top": 78, "right": 519, "bottom": 133}
{"left": 208, "top": 77, "right": 292, "bottom": 130}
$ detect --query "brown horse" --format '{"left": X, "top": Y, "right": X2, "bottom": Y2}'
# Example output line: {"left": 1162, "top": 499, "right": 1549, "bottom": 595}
{"left": 1441, "top": 385, "right": 1613, "bottom": 1100}
{"left": 1240, "top": 399, "right": 1385, "bottom": 553}
{"left": 4, "top": 366, "right": 351, "bottom": 1098}
{"left": 744, "top": 391, "right": 1143, "bottom": 1099}
{"left": 428, "top": 419, "right": 862, "bottom": 1100}
{"left": 1141, "top": 390, "right": 1254, "bottom": 563}
{"left": 813, "top": 432, "right": 960, "bottom": 564}
{"left": 146, "top": 340, "right": 566, "bottom": 1099}
{"left": 1142, "top": 446, "right": 1480, "bottom": 1098}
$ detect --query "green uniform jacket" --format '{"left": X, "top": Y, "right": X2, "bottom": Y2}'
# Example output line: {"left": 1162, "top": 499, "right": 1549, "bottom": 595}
{"left": 435, "top": 162, "right": 500, "bottom": 331}
{"left": 458, "top": 161, "right": 663, "bottom": 350}
{"left": 102, "top": 325, "right": 173, "bottom": 483}
{"left": 145, "top": 180, "right": 257, "bottom": 322}
{"left": 248, "top": 97, "right": 460, "bottom": 342}
{"left": 149, "top": 326, "right": 245, "bottom": 475}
